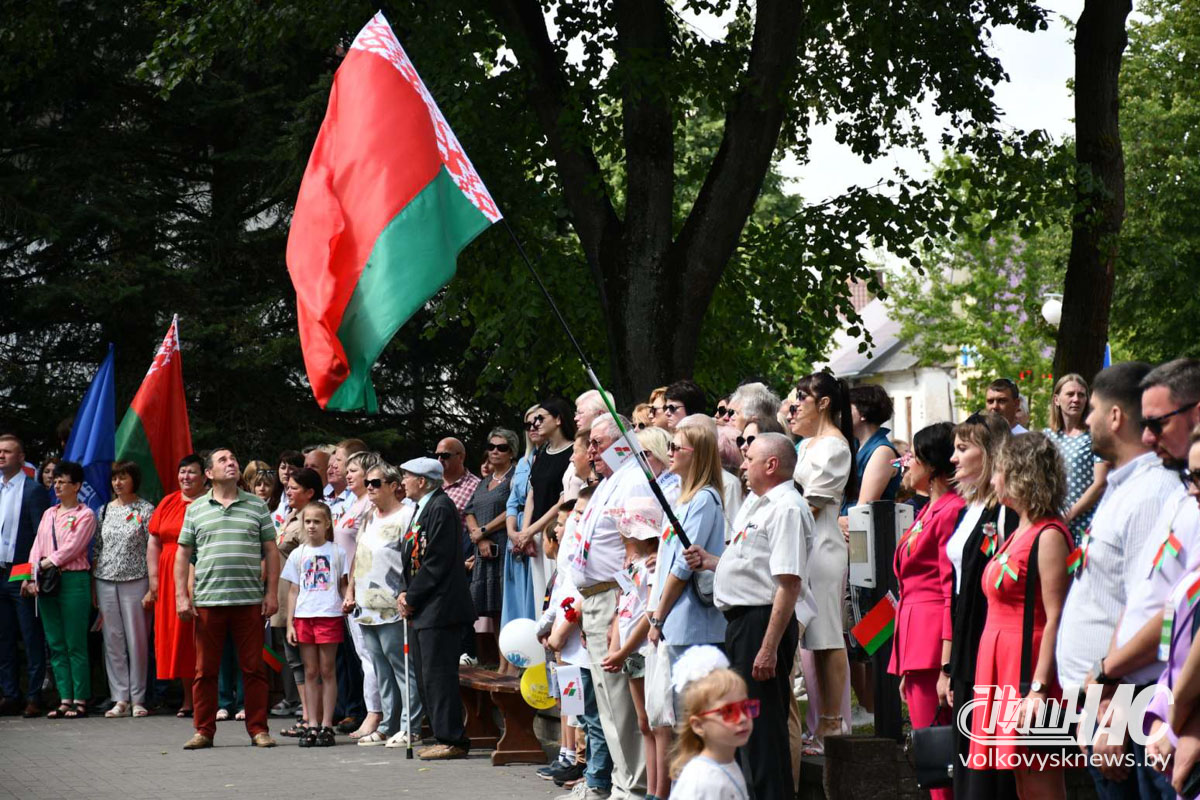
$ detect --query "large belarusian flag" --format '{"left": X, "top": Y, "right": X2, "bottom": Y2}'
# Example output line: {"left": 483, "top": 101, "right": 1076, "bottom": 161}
{"left": 114, "top": 316, "right": 193, "bottom": 503}
{"left": 287, "top": 12, "right": 502, "bottom": 412}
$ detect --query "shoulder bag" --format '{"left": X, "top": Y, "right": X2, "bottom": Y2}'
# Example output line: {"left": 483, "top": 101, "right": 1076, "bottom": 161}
{"left": 36, "top": 515, "right": 62, "bottom": 596}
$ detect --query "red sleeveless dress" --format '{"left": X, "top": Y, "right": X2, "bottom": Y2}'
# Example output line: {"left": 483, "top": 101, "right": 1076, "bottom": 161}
{"left": 968, "top": 518, "right": 1071, "bottom": 768}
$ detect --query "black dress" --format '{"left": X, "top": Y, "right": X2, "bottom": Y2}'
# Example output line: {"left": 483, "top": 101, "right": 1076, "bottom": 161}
{"left": 527, "top": 445, "right": 572, "bottom": 524}
{"left": 463, "top": 471, "right": 512, "bottom": 616}
{"left": 949, "top": 502, "right": 1019, "bottom": 800}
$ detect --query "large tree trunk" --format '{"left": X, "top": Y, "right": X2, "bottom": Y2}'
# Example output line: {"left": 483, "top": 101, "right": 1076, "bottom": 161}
{"left": 1053, "top": 0, "right": 1131, "bottom": 383}
{"left": 490, "top": 0, "right": 804, "bottom": 407}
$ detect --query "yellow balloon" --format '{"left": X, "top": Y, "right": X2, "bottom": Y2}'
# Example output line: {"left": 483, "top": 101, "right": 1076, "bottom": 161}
{"left": 520, "top": 663, "right": 557, "bottom": 710}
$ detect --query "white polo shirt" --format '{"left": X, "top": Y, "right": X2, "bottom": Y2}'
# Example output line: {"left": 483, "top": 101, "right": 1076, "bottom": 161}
{"left": 1056, "top": 452, "right": 1184, "bottom": 687}
{"left": 1114, "top": 489, "right": 1195, "bottom": 684}
{"left": 713, "top": 481, "right": 810, "bottom": 612}
{"left": 569, "top": 459, "right": 653, "bottom": 588}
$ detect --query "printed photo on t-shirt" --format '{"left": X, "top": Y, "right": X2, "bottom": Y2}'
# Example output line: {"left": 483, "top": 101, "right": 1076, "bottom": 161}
{"left": 304, "top": 553, "right": 332, "bottom": 592}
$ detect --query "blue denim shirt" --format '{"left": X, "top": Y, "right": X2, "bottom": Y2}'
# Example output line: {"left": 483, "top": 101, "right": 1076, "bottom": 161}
{"left": 652, "top": 486, "right": 727, "bottom": 646}
{"left": 505, "top": 454, "right": 533, "bottom": 527}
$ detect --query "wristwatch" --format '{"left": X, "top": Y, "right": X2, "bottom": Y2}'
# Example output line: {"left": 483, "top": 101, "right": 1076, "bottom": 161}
{"left": 1029, "top": 680, "right": 1045, "bottom": 693}
{"left": 649, "top": 617, "right": 664, "bottom": 630}
{"left": 1092, "top": 657, "right": 1118, "bottom": 685}
{"left": 941, "top": 663, "right": 952, "bottom": 677}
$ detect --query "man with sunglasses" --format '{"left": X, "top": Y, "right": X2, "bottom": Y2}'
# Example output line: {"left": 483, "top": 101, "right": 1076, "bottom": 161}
{"left": 569, "top": 413, "right": 654, "bottom": 800}
{"left": 1133, "top": 360, "right": 1200, "bottom": 790}
{"left": 1055, "top": 362, "right": 1185, "bottom": 794}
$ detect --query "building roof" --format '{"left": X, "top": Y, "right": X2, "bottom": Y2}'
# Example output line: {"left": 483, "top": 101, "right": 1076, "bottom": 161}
{"left": 816, "top": 298, "right": 923, "bottom": 379}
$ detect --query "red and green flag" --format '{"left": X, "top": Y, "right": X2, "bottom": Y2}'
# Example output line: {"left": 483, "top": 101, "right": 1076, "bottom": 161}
{"left": 850, "top": 593, "right": 897, "bottom": 656}
{"left": 7, "top": 563, "right": 32, "bottom": 583}
{"left": 1188, "top": 575, "right": 1200, "bottom": 608}
{"left": 262, "top": 644, "right": 283, "bottom": 673}
{"left": 286, "top": 12, "right": 502, "bottom": 412}
{"left": 114, "top": 316, "right": 193, "bottom": 503}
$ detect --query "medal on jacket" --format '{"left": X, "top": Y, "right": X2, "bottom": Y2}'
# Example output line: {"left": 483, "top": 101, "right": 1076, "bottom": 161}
{"left": 1152, "top": 528, "right": 1183, "bottom": 572}
{"left": 994, "top": 552, "right": 1018, "bottom": 588}
{"left": 904, "top": 520, "right": 923, "bottom": 555}
{"left": 979, "top": 522, "right": 998, "bottom": 557}
{"left": 1067, "top": 529, "right": 1091, "bottom": 576}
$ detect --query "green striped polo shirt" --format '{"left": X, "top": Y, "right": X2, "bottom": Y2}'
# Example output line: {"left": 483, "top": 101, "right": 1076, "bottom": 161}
{"left": 178, "top": 489, "right": 274, "bottom": 607}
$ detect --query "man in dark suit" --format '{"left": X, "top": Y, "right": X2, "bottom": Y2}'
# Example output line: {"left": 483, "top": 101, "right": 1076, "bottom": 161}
{"left": 397, "top": 457, "right": 475, "bottom": 760}
{"left": 0, "top": 434, "right": 50, "bottom": 717}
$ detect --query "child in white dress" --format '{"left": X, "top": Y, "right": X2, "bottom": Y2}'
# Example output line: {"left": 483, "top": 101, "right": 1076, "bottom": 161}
{"left": 670, "top": 646, "right": 754, "bottom": 800}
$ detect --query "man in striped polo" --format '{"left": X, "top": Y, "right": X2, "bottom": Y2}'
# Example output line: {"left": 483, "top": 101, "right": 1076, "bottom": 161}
{"left": 176, "top": 447, "right": 281, "bottom": 750}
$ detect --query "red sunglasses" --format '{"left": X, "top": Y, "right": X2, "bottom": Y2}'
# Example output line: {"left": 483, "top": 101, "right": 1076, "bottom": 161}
{"left": 696, "top": 698, "right": 760, "bottom": 725}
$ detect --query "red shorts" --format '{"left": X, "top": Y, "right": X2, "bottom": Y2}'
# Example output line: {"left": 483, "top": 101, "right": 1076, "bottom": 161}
{"left": 293, "top": 616, "right": 344, "bottom": 644}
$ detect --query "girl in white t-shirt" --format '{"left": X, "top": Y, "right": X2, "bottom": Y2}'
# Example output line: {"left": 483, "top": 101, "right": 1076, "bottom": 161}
{"left": 670, "top": 646, "right": 753, "bottom": 800}
{"left": 284, "top": 502, "right": 349, "bottom": 748}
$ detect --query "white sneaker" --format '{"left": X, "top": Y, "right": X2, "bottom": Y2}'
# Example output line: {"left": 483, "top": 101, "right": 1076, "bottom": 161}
{"left": 555, "top": 783, "right": 609, "bottom": 800}
{"left": 850, "top": 704, "right": 874, "bottom": 728}
{"left": 385, "top": 731, "right": 411, "bottom": 748}
{"left": 459, "top": 654, "right": 479, "bottom": 666}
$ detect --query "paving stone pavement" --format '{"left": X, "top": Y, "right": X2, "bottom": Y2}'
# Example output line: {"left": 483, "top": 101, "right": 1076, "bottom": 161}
{"left": 0, "top": 713, "right": 565, "bottom": 799}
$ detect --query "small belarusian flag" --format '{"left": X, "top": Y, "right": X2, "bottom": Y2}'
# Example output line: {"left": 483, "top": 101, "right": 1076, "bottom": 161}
{"left": 262, "top": 645, "right": 283, "bottom": 673}
{"left": 1188, "top": 575, "right": 1200, "bottom": 608}
{"left": 662, "top": 525, "right": 677, "bottom": 545}
{"left": 563, "top": 680, "right": 578, "bottom": 697}
{"left": 1066, "top": 547, "right": 1083, "bottom": 575}
{"left": 1153, "top": 529, "right": 1183, "bottom": 571}
{"left": 7, "top": 563, "right": 32, "bottom": 582}
{"left": 850, "top": 593, "right": 897, "bottom": 656}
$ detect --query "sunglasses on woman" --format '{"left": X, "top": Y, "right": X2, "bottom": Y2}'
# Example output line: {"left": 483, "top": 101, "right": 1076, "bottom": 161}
{"left": 526, "top": 415, "right": 545, "bottom": 431}
{"left": 667, "top": 442, "right": 693, "bottom": 454}
{"left": 696, "top": 698, "right": 760, "bottom": 725}
{"left": 364, "top": 478, "right": 384, "bottom": 489}
{"left": 484, "top": 442, "right": 512, "bottom": 452}
{"left": 736, "top": 434, "right": 756, "bottom": 449}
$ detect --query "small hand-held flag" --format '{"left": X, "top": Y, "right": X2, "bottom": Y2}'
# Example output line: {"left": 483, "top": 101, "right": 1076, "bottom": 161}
{"left": 7, "top": 563, "right": 32, "bottom": 583}
{"left": 115, "top": 316, "right": 192, "bottom": 503}
{"left": 262, "top": 644, "right": 284, "bottom": 673}
{"left": 64, "top": 344, "right": 116, "bottom": 514}
{"left": 850, "top": 593, "right": 897, "bottom": 656}
{"left": 287, "top": 12, "right": 501, "bottom": 412}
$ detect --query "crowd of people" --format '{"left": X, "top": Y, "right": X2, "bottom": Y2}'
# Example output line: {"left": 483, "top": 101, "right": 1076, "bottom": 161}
{"left": 3, "top": 361, "right": 1200, "bottom": 799}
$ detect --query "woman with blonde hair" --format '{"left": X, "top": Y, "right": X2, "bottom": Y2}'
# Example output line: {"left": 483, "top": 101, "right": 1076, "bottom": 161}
{"left": 969, "top": 432, "right": 1071, "bottom": 798}
{"left": 943, "top": 412, "right": 1018, "bottom": 797}
{"left": 649, "top": 420, "right": 727, "bottom": 662}
{"left": 638, "top": 425, "right": 681, "bottom": 504}
{"left": 1044, "top": 373, "right": 1107, "bottom": 546}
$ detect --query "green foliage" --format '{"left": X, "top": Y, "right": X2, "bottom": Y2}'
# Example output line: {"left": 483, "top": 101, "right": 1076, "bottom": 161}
{"left": 1, "top": 0, "right": 1063, "bottom": 462}
{"left": 1109, "top": 0, "right": 1200, "bottom": 362}
{"left": 890, "top": 158, "right": 1070, "bottom": 426}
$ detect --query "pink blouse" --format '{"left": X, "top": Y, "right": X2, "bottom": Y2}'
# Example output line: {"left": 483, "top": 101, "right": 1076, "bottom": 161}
{"left": 29, "top": 504, "right": 96, "bottom": 572}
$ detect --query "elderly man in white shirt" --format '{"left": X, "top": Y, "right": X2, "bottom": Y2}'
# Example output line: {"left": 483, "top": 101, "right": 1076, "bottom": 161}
{"left": 1052, "top": 362, "right": 1184, "bottom": 794}
{"left": 684, "top": 432, "right": 810, "bottom": 800}
{"left": 568, "top": 413, "right": 653, "bottom": 800}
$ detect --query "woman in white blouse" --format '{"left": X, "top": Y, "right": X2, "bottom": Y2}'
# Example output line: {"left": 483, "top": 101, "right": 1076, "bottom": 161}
{"left": 789, "top": 372, "right": 857, "bottom": 749}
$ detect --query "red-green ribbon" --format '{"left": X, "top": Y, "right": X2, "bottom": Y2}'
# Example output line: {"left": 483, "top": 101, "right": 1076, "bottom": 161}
{"left": 1153, "top": 529, "right": 1183, "bottom": 571}
{"left": 905, "top": 520, "right": 924, "bottom": 555}
{"left": 994, "top": 552, "right": 1018, "bottom": 588}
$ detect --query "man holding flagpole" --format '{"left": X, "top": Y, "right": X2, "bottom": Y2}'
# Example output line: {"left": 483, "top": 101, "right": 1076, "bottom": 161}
{"left": 570, "top": 414, "right": 654, "bottom": 800}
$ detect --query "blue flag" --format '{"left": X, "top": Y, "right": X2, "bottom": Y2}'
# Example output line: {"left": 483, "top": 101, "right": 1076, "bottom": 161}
{"left": 63, "top": 344, "right": 116, "bottom": 514}
{"left": 1103, "top": 343, "right": 1112, "bottom": 369}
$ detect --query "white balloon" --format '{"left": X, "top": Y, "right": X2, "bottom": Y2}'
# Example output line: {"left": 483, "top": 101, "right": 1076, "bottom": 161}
{"left": 498, "top": 618, "right": 545, "bottom": 668}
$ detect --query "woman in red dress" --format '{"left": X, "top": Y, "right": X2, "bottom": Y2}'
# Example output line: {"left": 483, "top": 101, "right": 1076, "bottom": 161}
{"left": 969, "top": 432, "right": 1071, "bottom": 798}
{"left": 889, "top": 422, "right": 964, "bottom": 800}
{"left": 142, "top": 455, "right": 206, "bottom": 716}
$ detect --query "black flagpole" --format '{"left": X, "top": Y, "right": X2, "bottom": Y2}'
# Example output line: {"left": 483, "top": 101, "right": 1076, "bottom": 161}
{"left": 500, "top": 219, "right": 693, "bottom": 550}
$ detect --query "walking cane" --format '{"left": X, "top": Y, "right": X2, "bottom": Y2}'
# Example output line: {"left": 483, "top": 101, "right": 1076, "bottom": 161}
{"left": 403, "top": 616, "right": 413, "bottom": 759}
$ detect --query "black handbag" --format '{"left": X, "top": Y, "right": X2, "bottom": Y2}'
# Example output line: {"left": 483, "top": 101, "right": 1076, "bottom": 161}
{"left": 911, "top": 718, "right": 955, "bottom": 789}
{"left": 36, "top": 517, "right": 61, "bottom": 596}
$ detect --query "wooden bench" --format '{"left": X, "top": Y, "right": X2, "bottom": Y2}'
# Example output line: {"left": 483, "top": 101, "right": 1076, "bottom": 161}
{"left": 459, "top": 665, "right": 547, "bottom": 766}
